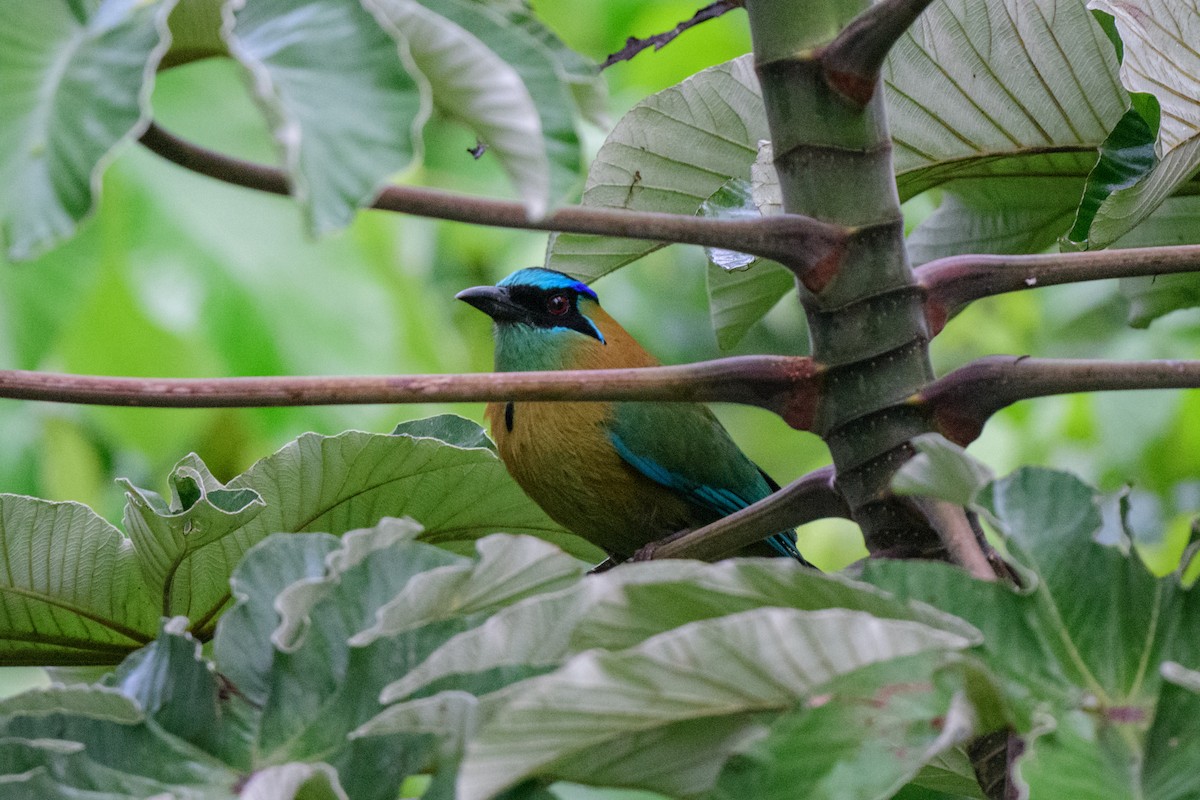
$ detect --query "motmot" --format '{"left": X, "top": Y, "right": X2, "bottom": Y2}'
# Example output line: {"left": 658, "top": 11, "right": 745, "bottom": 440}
{"left": 457, "top": 267, "right": 811, "bottom": 565}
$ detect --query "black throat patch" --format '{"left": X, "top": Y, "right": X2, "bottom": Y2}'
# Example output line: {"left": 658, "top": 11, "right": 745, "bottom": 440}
{"left": 504, "top": 401, "right": 515, "bottom": 432}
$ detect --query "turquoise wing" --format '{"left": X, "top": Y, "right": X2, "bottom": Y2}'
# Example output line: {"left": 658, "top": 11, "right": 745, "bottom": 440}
{"left": 608, "top": 401, "right": 806, "bottom": 561}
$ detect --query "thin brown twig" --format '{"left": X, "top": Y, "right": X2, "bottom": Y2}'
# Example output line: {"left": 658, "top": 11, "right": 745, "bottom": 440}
{"left": 916, "top": 245, "right": 1200, "bottom": 333}
{"left": 601, "top": 0, "right": 744, "bottom": 70}
{"left": 0, "top": 356, "right": 822, "bottom": 427}
{"left": 136, "top": 122, "right": 845, "bottom": 272}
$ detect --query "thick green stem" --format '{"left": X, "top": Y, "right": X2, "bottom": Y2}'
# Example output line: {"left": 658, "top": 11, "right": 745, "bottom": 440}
{"left": 745, "top": 0, "right": 940, "bottom": 555}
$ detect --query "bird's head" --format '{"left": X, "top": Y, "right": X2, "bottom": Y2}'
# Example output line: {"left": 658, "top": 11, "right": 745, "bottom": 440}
{"left": 457, "top": 268, "right": 607, "bottom": 371}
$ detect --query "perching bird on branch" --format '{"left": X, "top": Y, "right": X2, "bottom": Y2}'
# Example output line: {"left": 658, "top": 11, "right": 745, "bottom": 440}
{"left": 457, "top": 267, "right": 811, "bottom": 565}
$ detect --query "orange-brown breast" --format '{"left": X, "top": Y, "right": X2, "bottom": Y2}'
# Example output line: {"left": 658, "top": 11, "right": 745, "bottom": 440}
{"left": 487, "top": 304, "right": 702, "bottom": 558}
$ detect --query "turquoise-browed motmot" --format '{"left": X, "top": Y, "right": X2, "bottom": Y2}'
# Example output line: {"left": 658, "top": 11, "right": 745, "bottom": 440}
{"left": 457, "top": 267, "right": 810, "bottom": 565}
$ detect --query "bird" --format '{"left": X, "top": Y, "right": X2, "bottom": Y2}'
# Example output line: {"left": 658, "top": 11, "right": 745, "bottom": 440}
{"left": 456, "top": 267, "right": 812, "bottom": 565}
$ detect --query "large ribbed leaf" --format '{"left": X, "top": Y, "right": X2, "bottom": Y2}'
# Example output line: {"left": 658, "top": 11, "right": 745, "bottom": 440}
{"left": 0, "top": 495, "right": 159, "bottom": 664}
{"left": 1078, "top": 0, "right": 1200, "bottom": 248}
{"left": 0, "top": 0, "right": 176, "bottom": 260}
{"left": 172, "top": 419, "right": 580, "bottom": 638}
{"left": 0, "top": 417, "right": 578, "bottom": 666}
{"left": 458, "top": 608, "right": 977, "bottom": 800}
{"left": 224, "top": 0, "right": 427, "bottom": 235}
{"left": 546, "top": 56, "right": 768, "bottom": 282}
{"left": 365, "top": 0, "right": 586, "bottom": 213}
{"left": 892, "top": 0, "right": 1130, "bottom": 259}
{"left": 865, "top": 467, "right": 1200, "bottom": 800}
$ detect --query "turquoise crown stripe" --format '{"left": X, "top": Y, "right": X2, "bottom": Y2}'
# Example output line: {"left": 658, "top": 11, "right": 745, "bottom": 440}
{"left": 499, "top": 268, "right": 598, "bottom": 303}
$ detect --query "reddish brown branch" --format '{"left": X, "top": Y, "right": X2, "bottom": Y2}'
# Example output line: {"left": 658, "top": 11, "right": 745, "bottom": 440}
{"left": 917, "top": 245, "right": 1200, "bottom": 334}
{"left": 821, "top": 0, "right": 936, "bottom": 105}
{"left": 601, "top": 0, "right": 744, "bottom": 70}
{"left": 136, "top": 123, "right": 844, "bottom": 272}
{"left": 921, "top": 357, "right": 1200, "bottom": 444}
{"left": 641, "top": 465, "right": 848, "bottom": 561}
{"left": 0, "top": 357, "right": 822, "bottom": 428}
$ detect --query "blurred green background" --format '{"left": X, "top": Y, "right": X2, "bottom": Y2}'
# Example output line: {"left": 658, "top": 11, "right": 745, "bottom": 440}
{"left": 1, "top": 1, "right": 1198, "bottom": 692}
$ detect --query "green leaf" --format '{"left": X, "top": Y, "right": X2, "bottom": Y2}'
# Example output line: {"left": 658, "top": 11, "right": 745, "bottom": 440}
{"left": 163, "top": 0, "right": 228, "bottom": 68}
{"left": 378, "top": 558, "right": 979, "bottom": 707}
{"left": 0, "top": 638, "right": 243, "bottom": 795}
{"left": 893, "top": 0, "right": 1134, "bottom": 260}
{"left": 698, "top": 179, "right": 794, "bottom": 350}
{"left": 0, "top": 0, "right": 176, "bottom": 260}
{"left": 1117, "top": 196, "right": 1200, "bottom": 327}
{"left": 886, "top": 0, "right": 1128, "bottom": 201}
{"left": 892, "top": 433, "right": 995, "bottom": 507}
{"left": 224, "top": 0, "right": 427, "bottom": 235}
{"left": 364, "top": 0, "right": 584, "bottom": 217}
{"left": 171, "top": 426, "right": 580, "bottom": 638}
{"left": 350, "top": 532, "right": 583, "bottom": 645}
{"left": 0, "top": 494, "right": 158, "bottom": 665}
{"left": 905, "top": 179, "right": 1084, "bottom": 266}
{"left": 0, "top": 684, "right": 143, "bottom": 724}
{"left": 1079, "top": 0, "right": 1200, "bottom": 248}
{"left": 546, "top": 56, "right": 768, "bottom": 281}
{"left": 865, "top": 467, "right": 1200, "bottom": 799}
{"left": 239, "top": 763, "right": 351, "bottom": 800}
{"left": 393, "top": 413, "right": 496, "bottom": 452}
{"left": 458, "top": 608, "right": 975, "bottom": 800}
{"left": 213, "top": 532, "right": 339, "bottom": 707}
{"left": 1143, "top": 663, "right": 1200, "bottom": 800}
{"left": 708, "top": 654, "right": 993, "bottom": 800}
{"left": 219, "top": 526, "right": 585, "bottom": 797}
{"left": 1065, "top": 100, "right": 1159, "bottom": 245}
{"left": 119, "top": 459, "right": 265, "bottom": 617}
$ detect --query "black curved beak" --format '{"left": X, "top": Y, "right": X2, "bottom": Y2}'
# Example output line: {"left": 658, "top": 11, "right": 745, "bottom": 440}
{"left": 455, "top": 285, "right": 523, "bottom": 322}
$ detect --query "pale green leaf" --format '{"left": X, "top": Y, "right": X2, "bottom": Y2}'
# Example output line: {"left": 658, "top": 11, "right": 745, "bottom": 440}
{"left": 119, "top": 459, "right": 265, "bottom": 616}
{"left": 887, "top": 0, "right": 1127, "bottom": 200}
{"left": 378, "top": 557, "right": 978, "bottom": 706}
{"left": 0, "top": 685, "right": 142, "bottom": 724}
{"left": 364, "top": 0, "right": 579, "bottom": 218}
{"left": 0, "top": 0, "right": 176, "bottom": 260}
{"left": 212, "top": 532, "right": 339, "bottom": 706}
{"left": 240, "top": 763, "right": 350, "bottom": 800}
{"left": 698, "top": 179, "right": 794, "bottom": 349}
{"left": 1081, "top": 0, "right": 1200, "bottom": 247}
{"left": 892, "top": 433, "right": 995, "bottom": 507}
{"left": 459, "top": 608, "right": 974, "bottom": 800}
{"left": 905, "top": 179, "right": 1084, "bottom": 266}
{"left": 224, "top": 0, "right": 427, "bottom": 235}
{"left": 0, "top": 494, "right": 158, "bottom": 664}
{"left": 393, "top": 413, "right": 496, "bottom": 452}
{"left": 351, "top": 533, "right": 583, "bottom": 645}
{"left": 546, "top": 56, "right": 767, "bottom": 281}
{"left": 171, "top": 427, "right": 576, "bottom": 637}
{"left": 708, "top": 655, "right": 990, "bottom": 800}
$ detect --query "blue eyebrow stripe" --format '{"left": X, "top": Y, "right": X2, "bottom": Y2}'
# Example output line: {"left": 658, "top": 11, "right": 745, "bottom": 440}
{"left": 499, "top": 268, "right": 598, "bottom": 302}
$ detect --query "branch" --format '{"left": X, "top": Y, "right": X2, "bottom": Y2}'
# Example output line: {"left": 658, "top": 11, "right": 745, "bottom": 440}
{"left": 601, "top": 0, "right": 744, "bottom": 70}
{"left": 909, "top": 497, "right": 996, "bottom": 581}
{"left": 0, "top": 357, "right": 822, "bottom": 428}
{"left": 638, "top": 465, "right": 848, "bottom": 562}
{"left": 922, "top": 356, "right": 1200, "bottom": 444}
{"left": 917, "top": 245, "right": 1200, "bottom": 333}
{"left": 821, "top": 0, "right": 936, "bottom": 106}
{"left": 137, "top": 123, "right": 845, "bottom": 272}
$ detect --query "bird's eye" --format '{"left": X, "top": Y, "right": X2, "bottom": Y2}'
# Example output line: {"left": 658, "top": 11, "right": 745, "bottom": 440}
{"left": 546, "top": 292, "right": 571, "bottom": 316}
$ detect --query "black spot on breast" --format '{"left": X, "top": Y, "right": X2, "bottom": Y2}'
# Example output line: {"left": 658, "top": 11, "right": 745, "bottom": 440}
{"left": 504, "top": 401, "right": 515, "bottom": 432}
